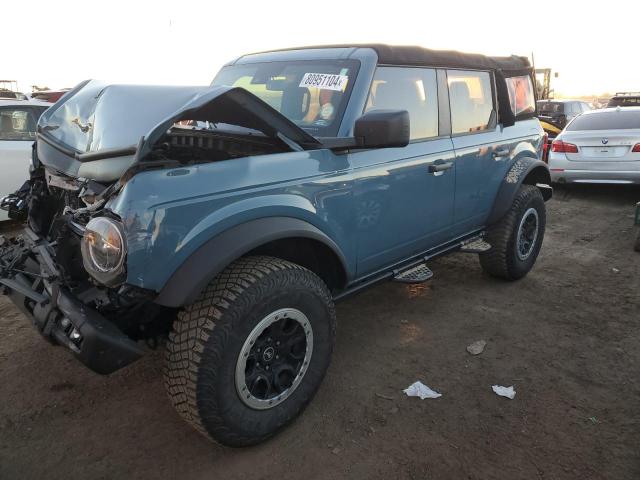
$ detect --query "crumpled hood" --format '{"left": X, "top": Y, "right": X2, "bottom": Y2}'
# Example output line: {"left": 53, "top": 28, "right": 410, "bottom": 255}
{"left": 36, "top": 79, "right": 319, "bottom": 182}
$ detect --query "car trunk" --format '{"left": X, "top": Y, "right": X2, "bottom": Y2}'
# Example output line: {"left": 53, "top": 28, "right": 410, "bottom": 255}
{"left": 562, "top": 129, "right": 640, "bottom": 165}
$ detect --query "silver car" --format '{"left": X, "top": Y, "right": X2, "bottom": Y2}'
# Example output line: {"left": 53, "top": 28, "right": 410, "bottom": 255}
{"left": 0, "top": 99, "right": 51, "bottom": 219}
{"left": 549, "top": 107, "right": 640, "bottom": 184}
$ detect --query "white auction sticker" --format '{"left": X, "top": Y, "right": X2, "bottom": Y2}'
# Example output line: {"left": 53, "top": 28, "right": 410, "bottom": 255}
{"left": 299, "top": 73, "right": 348, "bottom": 91}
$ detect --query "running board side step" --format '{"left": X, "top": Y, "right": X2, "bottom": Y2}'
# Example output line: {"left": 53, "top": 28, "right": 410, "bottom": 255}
{"left": 459, "top": 238, "right": 492, "bottom": 254}
{"left": 393, "top": 263, "right": 433, "bottom": 284}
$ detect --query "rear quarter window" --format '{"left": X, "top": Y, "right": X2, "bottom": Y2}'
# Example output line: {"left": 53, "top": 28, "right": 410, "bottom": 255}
{"left": 506, "top": 75, "right": 535, "bottom": 116}
{"left": 566, "top": 111, "right": 640, "bottom": 130}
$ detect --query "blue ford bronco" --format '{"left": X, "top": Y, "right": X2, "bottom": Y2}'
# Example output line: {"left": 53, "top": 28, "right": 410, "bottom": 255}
{"left": 0, "top": 45, "right": 551, "bottom": 446}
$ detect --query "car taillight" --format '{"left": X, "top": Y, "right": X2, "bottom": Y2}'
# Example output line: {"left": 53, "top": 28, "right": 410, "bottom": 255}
{"left": 551, "top": 140, "right": 578, "bottom": 153}
{"left": 632, "top": 143, "right": 640, "bottom": 152}
{"left": 542, "top": 133, "right": 549, "bottom": 162}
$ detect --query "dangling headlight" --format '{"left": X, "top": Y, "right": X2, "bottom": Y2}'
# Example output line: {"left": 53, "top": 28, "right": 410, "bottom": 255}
{"left": 81, "top": 216, "right": 127, "bottom": 286}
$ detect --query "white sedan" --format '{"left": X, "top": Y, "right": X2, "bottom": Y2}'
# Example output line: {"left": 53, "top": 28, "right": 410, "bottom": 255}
{"left": 549, "top": 106, "right": 640, "bottom": 184}
{"left": 0, "top": 99, "right": 51, "bottom": 220}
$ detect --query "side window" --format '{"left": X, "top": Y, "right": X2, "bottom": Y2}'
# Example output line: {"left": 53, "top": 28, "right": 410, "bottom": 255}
{"left": 0, "top": 108, "right": 38, "bottom": 141}
{"left": 365, "top": 67, "right": 438, "bottom": 140}
{"left": 447, "top": 70, "right": 494, "bottom": 134}
{"left": 505, "top": 75, "right": 535, "bottom": 116}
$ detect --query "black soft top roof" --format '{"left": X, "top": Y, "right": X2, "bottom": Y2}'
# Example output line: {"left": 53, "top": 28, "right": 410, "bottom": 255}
{"left": 256, "top": 44, "right": 531, "bottom": 72}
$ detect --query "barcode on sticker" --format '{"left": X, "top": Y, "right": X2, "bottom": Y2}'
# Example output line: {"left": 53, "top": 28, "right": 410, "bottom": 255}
{"left": 299, "top": 73, "right": 348, "bottom": 91}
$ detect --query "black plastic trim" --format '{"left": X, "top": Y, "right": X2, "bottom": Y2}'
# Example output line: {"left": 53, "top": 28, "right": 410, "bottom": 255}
{"left": 154, "top": 217, "right": 349, "bottom": 307}
{"left": 487, "top": 157, "right": 552, "bottom": 225}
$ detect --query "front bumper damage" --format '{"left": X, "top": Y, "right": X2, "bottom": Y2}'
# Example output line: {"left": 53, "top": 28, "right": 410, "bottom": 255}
{"left": 0, "top": 227, "right": 143, "bottom": 374}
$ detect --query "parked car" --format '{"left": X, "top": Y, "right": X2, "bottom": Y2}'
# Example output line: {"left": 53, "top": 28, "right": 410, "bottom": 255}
{"left": 548, "top": 107, "right": 640, "bottom": 184}
{"left": 29, "top": 89, "right": 70, "bottom": 103}
{"left": 0, "top": 44, "right": 551, "bottom": 447}
{"left": 607, "top": 92, "right": 640, "bottom": 108}
{"left": 537, "top": 99, "right": 591, "bottom": 129}
{"left": 0, "top": 99, "right": 51, "bottom": 220}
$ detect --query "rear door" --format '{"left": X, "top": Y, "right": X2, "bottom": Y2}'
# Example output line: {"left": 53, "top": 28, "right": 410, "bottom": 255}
{"left": 350, "top": 66, "right": 456, "bottom": 275}
{"left": 447, "top": 69, "right": 511, "bottom": 234}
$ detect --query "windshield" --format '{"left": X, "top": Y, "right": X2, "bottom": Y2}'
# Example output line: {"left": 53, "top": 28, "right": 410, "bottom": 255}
{"left": 538, "top": 102, "right": 565, "bottom": 114}
{"left": 212, "top": 60, "right": 359, "bottom": 137}
{"left": 566, "top": 110, "right": 640, "bottom": 131}
{"left": 0, "top": 107, "right": 44, "bottom": 141}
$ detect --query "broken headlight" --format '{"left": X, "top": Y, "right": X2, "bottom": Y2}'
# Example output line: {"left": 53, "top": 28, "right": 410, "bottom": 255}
{"left": 81, "top": 216, "right": 127, "bottom": 286}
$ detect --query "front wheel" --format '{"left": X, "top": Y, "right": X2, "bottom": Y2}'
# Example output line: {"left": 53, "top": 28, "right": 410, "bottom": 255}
{"left": 479, "top": 184, "right": 546, "bottom": 280}
{"left": 164, "top": 256, "right": 336, "bottom": 447}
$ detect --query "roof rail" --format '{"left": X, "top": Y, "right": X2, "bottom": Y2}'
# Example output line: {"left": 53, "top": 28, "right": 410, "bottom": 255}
{"left": 614, "top": 91, "right": 640, "bottom": 96}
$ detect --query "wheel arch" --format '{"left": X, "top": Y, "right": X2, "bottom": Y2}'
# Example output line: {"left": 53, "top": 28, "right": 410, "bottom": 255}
{"left": 154, "top": 217, "right": 349, "bottom": 307}
{"left": 487, "top": 155, "right": 552, "bottom": 225}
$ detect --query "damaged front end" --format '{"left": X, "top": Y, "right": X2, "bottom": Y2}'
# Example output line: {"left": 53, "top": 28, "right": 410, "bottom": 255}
{"left": 0, "top": 169, "right": 160, "bottom": 374}
{"left": 0, "top": 79, "right": 320, "bottom": 374}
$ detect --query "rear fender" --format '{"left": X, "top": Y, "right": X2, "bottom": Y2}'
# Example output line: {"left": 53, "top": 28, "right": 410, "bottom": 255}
{"left": 487, "top": 155, "right": 552, "bottom": 225}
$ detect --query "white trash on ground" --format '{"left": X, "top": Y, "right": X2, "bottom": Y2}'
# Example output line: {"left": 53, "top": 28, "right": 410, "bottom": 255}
{"left": 492, "top": 385, "right": 516, "bottom": 399}
{"left": 466, "top": 340, "right": 487, "bottom": 355}
{"left": 403, "top": 381, "right": 442, "bottom": 399}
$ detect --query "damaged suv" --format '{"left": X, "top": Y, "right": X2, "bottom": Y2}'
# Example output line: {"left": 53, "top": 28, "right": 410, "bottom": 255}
{"left": 0, "top": 45, "right": 551, "bottom": 446}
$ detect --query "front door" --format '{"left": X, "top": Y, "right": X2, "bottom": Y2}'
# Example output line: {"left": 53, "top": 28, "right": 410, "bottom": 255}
{"left": 350, "top": 66, "right": 456, "bottom": 276}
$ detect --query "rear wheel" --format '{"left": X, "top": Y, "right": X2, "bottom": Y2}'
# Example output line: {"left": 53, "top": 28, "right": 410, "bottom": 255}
{"left": 480, "top": 185, "right": 546, "bottom": 280}
{"left": 634, "top": 229, "right": 640, "bottom": 252}
{"left": 164, "top": 255, "right": 336, "bottom": 447}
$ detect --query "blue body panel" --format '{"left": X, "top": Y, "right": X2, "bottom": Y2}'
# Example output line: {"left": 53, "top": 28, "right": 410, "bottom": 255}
{"left": 106, "top": 47, "right": 544, "bottom": 294}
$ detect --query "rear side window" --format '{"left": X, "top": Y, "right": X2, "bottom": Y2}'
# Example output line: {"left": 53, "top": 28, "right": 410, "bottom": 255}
{"left": 608, "top": 97, "right": 640, "bottom": 107}
{"left": 538, "top": 102, "right": 564, "bottom": 114}
{"left": 447, "top": 70, "right": 493, "bottom": 134}
{"left": 0, "top": 108, "right": 38, "bottom": 141}
{"left": 365, "top": 67, "right": 438, "bottom": 140}
{"left": 567, "top": 110, "right": 640, "bottom": 131}
{"left": 505, "top": 75, "right": 535, "bottom": 116}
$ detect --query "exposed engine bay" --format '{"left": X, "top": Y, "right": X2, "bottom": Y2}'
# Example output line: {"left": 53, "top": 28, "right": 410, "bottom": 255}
{"left": 154, "top": 126, "right": 286, "bottom": 164}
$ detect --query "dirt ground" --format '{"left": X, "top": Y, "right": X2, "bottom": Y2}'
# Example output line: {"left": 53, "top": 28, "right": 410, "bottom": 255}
{"left": 1, "top": 184, "right": 639, "bottom": 480}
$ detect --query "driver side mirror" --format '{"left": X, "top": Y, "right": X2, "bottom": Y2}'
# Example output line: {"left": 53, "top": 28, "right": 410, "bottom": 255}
{"left": 354, "top": 109, "right": 410, "bottom": 149}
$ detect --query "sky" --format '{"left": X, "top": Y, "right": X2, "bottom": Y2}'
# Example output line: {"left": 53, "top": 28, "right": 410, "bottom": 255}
{"left": 4, "top": 0, "right": 638, "bottom": 97}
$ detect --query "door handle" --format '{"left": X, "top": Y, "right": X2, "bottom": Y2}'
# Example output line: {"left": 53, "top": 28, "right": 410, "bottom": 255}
{"left": 428, "top": 161, "right": 453, "bottom": 173}
{"left": 492, "top": 148, "right": 510, "bottom": 159}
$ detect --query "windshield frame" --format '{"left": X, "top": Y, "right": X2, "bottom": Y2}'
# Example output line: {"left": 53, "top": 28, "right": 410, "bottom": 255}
{"left": 211, "top": 59, "right": 361, "bottom": 138}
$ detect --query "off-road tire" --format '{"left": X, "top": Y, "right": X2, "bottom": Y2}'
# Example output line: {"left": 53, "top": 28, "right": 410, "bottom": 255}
{"left": 164, "top": 255, "right": 336, "bottom": 447}
{"left": 479, "top": 185, "right": 546, "bottom": 280}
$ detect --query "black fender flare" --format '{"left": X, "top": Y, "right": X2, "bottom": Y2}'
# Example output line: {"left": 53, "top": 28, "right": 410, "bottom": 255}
{"left": 154, "top": 217, "right": 349, "bottom": 307}
{"left": 487, "top": 156, "right": 552, "bottom": 225}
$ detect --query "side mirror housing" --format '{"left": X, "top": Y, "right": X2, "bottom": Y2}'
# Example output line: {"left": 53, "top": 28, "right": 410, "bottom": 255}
{"left": 354, "top": 109, "right": 410, "bottom": 149}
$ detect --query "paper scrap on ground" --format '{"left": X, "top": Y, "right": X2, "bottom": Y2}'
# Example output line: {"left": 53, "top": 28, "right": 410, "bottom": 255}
{"left": 403, "top": 381, "right": 442, "bottom": 399}
{"left": 492, "top": 385, "right": 516, "bottom": 399}
{"left": 466, "top": 340, "right": 487, "bottom": 355}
